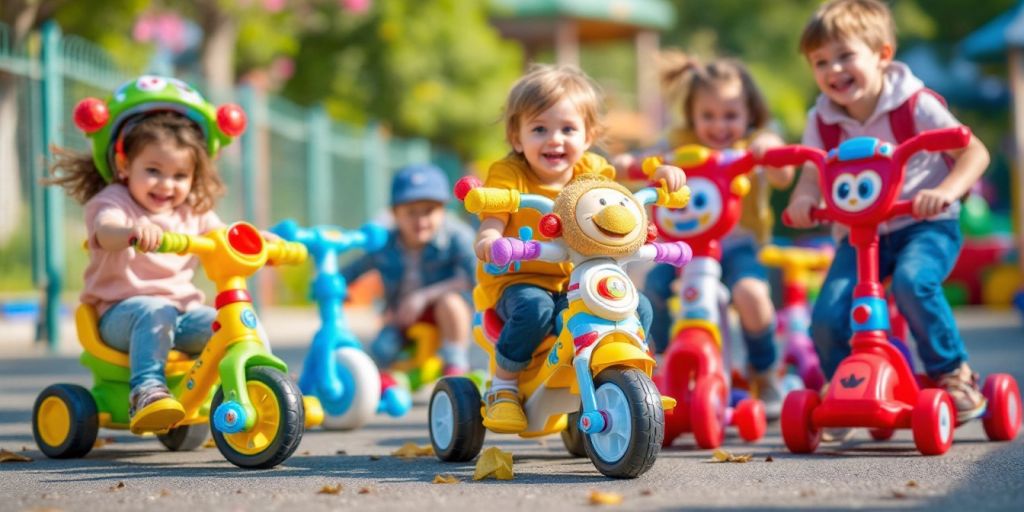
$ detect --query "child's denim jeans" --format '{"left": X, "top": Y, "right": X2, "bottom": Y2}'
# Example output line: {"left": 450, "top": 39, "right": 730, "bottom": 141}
{"left": 99, "top": 296, "right": 215, "bottom": 390}
{"left": 494, "top": 283, "right": 653, "bottom": 373}
{"left": 811, "top": 219, "right": 966, "bottom": 379}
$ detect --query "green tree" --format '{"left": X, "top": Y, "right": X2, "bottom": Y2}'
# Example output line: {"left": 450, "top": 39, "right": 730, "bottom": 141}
{"left": 283, "top": 0, "right": 523, "bottom": 160}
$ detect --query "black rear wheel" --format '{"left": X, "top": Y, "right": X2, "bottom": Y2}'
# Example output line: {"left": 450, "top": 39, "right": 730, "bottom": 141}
{"left": 582, "top": 367, "right": 664, "bottom": 478}
{"left": 429, "top": 377, "right": 485, "bottom": 462}
{"left": 33, "top": 384, "right": 99, "bottom": 459}
{"left": 158, "top": 423, "right": 210, "bottom": 451}
{"left": 561, "top": 411, "right": 587, "bottom": 457}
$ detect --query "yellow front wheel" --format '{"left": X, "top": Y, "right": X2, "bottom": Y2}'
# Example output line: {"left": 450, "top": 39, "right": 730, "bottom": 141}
{"left": 210, "top": 367, "right": 304, "bottom": 469}
{"left": 32, "top": 384, "right": 99, "bottom": 459}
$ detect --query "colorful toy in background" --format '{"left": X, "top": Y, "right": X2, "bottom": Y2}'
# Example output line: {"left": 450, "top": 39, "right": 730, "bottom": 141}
{"left": 945, "top": 191, "right": 1022, "bottom": 308}
{"left": 641, "top": 147, "right": 767, "bottom": 449}
{"left": 765, "top": 127, "right": 1021, "bottom": 456}
{"left": 387, "top": 319, "right": 487, "bottom": 392}
{"left": 758, "top": 244, "right": 831, "bottom": 393}
{"left": 34, "top": 223, "right": 310, "bottom": 469}
{"left": 429, "top": 174, "right": 689, "bottom": 478}
{"left": 271, "top": 220, "right": 412, "bottom": 430}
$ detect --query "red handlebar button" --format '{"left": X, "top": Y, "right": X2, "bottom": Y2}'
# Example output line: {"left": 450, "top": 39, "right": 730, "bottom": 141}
{"left": 852, "top": 304, "right": 871, "bottom": 324}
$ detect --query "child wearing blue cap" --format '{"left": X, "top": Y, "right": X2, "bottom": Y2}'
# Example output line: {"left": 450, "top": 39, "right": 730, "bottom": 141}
{"left": 342, "top": 163, "right": 477, "bottom": 375}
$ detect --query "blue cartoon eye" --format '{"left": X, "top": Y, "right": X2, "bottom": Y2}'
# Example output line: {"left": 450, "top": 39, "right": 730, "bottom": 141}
{"left": 837, "top": 182, "right": 851, "bottom": 200}
{"left": 694, "top": 192, "right": 707, "bottom": 209}
{"left": 857, "top": 179, "right": 873, "bottom": 199}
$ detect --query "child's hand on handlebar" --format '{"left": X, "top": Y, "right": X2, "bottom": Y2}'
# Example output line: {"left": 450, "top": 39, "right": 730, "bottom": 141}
{"left": 131, "top": 224, "right": 164, "bottom": 253}
{"left": 911, "top": 189, "right": 953, "bottom": 219}
{"left": 475, "top": 233, "right": 501, "bottom": 263}
{"left": 650, "top": 164, "right": 686, "bottom": 192}
{"left": 784, "top": 195, "right": 819, "bottom": 229}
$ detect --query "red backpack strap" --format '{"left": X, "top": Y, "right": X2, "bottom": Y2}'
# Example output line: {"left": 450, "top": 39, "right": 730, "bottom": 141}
{"left": 816, "top": 112, "right": 842, "bottom": 151}
{"left": 889, "top": 87, "right": 948, "bottom": 144}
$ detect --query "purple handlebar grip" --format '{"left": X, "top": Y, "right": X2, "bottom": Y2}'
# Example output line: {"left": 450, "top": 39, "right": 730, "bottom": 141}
{"left": 491, "top": 238, "right": 541, "bottom": 266}
{"left": 653, "top": 241, "right": 693, "bottom": 267}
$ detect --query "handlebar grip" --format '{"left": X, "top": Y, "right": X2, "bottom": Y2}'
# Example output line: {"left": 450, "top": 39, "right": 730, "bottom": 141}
{"left": 464, "top": 188, "right": 521, "bottom": 215}
{"left": 267, "top": 241, "right": 308, "bottom": 266}
{"left": 759, "top": 147, "right": 814, "bottom": 168}
{"left": 155, "top": 232, "right": 190, "bottom": 254}
{"left": 490, "top": 238, "right": 540, "bottom": 267}
{"left": 652, "top": 241, "right": 693, "bottom": 267}
{"left": 758, "top": 245, "right": 784, "bottom": 267}
{"left": 656, "top": 182, "right": 691, "bottom": 209}
{"left": 917, "top": 126, "right": 971, "bottom": 153}
{"left": 782, "top": 207, "right": 830, "bottom": 228}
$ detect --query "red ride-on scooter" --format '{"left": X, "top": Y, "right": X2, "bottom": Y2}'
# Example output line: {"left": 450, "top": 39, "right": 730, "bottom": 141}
{"left": 763, "top": 126, "right": 1021, "bottom": 455}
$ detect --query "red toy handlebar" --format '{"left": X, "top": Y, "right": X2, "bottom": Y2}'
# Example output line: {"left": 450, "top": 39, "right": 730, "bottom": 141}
{"left": 781, "top": 207, "right": 836, "bottom": 227}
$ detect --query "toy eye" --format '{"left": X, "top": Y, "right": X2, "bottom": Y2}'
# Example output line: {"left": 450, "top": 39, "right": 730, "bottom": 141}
{"left": 693, "top": 192, "right": 707, "bottom": 209}
{"left": 599, "top": 198, "right": 607, "bottom": 206}
{"left": 838, "top": 182, "right": 850, "bottom": 200}
{"left": 854, "top": 170, "right": 882, "bottom": 203}
{"left": 136, "top": 75, "right": 166, "bottom": 91}
{"left": 831, "top": 174, "right": 855, "bottom": 204}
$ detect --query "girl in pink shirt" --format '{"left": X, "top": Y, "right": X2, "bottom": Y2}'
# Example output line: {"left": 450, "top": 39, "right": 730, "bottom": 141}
{"left": 46, "top": 76, "right": 239, "bottom": 434}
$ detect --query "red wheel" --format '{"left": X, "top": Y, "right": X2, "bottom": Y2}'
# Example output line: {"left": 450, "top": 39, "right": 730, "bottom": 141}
{"left": 912, "top": 389, "right": 955, "bottom": 456}
{"left": 869, "top": 428, "right": 895, "bottom": 441}
{"left": 781, "top": 390, "right": 821, "bottom": 454}
{"left": 734, "top": 398, "right": 766, "bottom": 442}
{"left": 982, "top": 374, "right": 1021, "bottom": 441}
{"left": 691, "top": 375, "right": 726, "bottom": 449}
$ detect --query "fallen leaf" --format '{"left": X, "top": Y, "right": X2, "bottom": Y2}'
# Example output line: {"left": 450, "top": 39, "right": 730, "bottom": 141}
{"left": 589, "top": 490, "right": 623, "bottom": 505}
{"left": 639, "top": 489, "right": 654, "bottom": 496}
{"left": 369, "top": 455, "right": 381, "bottom": 461}
{"left": 159, "top": 489, "right": 171, "bottom": 497}
{"left": 0, "top": 449, "right": 32, "bottom": 463}
{"left": 892, "top": 490, "right": 907, "bottom": 499}
{"left": 109, "top": 481, "right": 126, "bottom": 492}
{"left": 906, "top": 480, "right": 919, "bottom": 488}
{"left": 391, "top": 442, "right": 434, "bottom": 458}
{"left": 765, "top": 455, "right": 774, "bottom": 462}
{"left": 358, "top": 487, "right": 373, "bottom": 494}
{"left": 318, "top": 484, "right": 343, "bottom": 495}
{"left": 433, "top": 474, "right": 461, "bottom": 484}
{"left": 799, "top": 490, "right": 815, "bottom": 497}
{"left": 203, "top": 438, "right": 217, "bottom": 449}
{"left": 710, "top": 449, "right": 752, "bottom": 463}
{"left": 301, "top": 450, "right": 311, "bottom": 456}
{"left": 335, "top": 449, "right": 348, "bottom": 455}
{"left": 473, "top": 447, "right": 514, "bottom": 481}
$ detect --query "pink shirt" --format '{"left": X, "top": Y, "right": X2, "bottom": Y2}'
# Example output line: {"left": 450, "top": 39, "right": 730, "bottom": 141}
{"left": 81, "top": 184, "right": 224, "bottom": 317}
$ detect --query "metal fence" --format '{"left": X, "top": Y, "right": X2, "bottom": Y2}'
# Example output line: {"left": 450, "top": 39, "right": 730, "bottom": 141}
{"left": 0, "top": 21, "right": 459, "bottom": 348}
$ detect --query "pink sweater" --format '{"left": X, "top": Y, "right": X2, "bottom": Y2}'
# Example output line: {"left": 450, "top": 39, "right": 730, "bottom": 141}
{"left": 81, "top": 184, "right": 224, "bottom": 316}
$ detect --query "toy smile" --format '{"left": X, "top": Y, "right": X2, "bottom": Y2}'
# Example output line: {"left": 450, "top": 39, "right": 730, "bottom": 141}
{"left": 673, "top": 212, "right": 711, "bottom": 232}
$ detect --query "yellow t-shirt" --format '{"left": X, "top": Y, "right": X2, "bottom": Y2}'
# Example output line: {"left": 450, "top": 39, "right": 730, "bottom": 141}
{"left": 667, "top": 128, "right": 774, "bottom": 244}
{"left": 473, "top": 152, "right": 615, "bottom": 310}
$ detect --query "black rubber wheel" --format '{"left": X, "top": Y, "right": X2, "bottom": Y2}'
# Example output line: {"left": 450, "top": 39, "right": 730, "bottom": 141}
{"left": 210, "top": 366, "right": 304, "bottom": 469}
{"left": 582, "top": 367, "right": 664, "bottom": 478}
{"left": 561, "top": 411, "right": 588, "bottom": 457}
{"left": 32, "top": 384, "right": 99, "bottom": 459}
{"left": 158, "top": 423, "right": 210, "bottom": 451}
{"left": 429, "top": 377, "right": 485, "bottom": 462}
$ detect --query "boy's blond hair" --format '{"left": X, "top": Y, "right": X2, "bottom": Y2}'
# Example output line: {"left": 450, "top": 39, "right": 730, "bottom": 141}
{"left": 503, "top": 64, "right": 604, "bottom": 150}
{"left": 799, "top": 0, "right": 896, "bottom": 55}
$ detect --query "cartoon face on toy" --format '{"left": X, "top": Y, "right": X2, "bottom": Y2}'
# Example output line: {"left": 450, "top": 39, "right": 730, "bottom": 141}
{"left": 548, "top": 175, "right": 649, "bottom": 258}
{"left": 822, "top": 137, "right": 899, "bottom": 218}
{"left": 73, "top": 75, "right": 247, "bottom": 183}
{"left": 654, "top": 177, "right": 722, "bottom": 239}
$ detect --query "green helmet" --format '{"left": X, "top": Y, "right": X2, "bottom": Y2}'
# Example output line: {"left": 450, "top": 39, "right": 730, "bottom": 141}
{"left": 73, "top": 75, "right": 247, "bottom": 183}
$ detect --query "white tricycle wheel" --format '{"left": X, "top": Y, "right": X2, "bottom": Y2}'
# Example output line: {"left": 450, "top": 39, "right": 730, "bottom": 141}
{"left": 322, "top": 347, "right": 381, "bottom": 430}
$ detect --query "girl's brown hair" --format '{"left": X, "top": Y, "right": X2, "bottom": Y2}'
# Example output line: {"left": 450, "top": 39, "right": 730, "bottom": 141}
{"left": 45, "top": 112, "right": 224, "bottom": 213}
{"left": 502, "top": 64, "right": 605, "bottom": 151}
{"left": 660, "top": 50, "right": 770, "bottom": 133}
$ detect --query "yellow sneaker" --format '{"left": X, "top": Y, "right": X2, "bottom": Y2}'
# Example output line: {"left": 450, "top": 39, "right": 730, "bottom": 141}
{"left": 482, "top": 389, "right": 527, "bottom": 434}
{"left": 129, "top": 385, "right": 185, "bottom": 435}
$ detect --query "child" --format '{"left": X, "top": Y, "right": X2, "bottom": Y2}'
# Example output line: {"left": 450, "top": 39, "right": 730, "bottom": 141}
{"left": 619, "top": 52, "right": 795, "bottom": 419}
{"left": 475, "top": 64, "right": 687, "bottom": 433}
{"left": 46, "top": 76, "right": 240, "bottom": 434}
{"left": 342, "top": 163, "right": 476, "bottom": 376}
{"left": 785, "top": 0, "right": 991, "bottom": 424}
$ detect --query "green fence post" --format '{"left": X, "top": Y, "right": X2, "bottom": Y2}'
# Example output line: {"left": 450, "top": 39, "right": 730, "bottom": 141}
{"left": 306, "top": 106, "right": 329, "bottom": 226}
{"left": 362, "top": 122, "right": 386, "bottom": 222}
{"left": 237, "top": 84, "right": 262, "bottom": 310}
{"left": 40, "top": 21, "right": 64, "bottom": 351}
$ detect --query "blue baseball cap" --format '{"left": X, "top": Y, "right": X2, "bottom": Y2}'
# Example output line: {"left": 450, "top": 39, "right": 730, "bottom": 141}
{"left": 390, "top": 163, "right": 451, "bottom": 206}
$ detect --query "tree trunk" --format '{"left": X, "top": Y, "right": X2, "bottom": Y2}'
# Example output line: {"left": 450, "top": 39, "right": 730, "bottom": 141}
{"left": 198, "top": 1, "right": 237, "bottom": 97}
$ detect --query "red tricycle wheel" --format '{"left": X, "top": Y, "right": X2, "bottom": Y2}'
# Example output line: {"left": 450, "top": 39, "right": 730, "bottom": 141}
{"left": 781, "top": 390, "right": 821, "bottom": 454}
{"left": 869, "top": 428, "right": 895, "bottom": 441}
{"left": 733, "top": 398, "right": 766, "bottom": 442}
{"left": 982, "top": 374, "right": 1021, "bottom": 441}
{"left": 912, "top": 389, "right": 955, "bottom": 456}
{"left": 691, "top": 375, "right": 726, "bottom": 449}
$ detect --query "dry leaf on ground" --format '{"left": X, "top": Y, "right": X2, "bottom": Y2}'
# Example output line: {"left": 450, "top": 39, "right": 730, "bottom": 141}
{"left": 589, "top": 490, "right": 624, "bottom": 505}
{"left": 473, "top": 447, "right": 513, "bottom": 481}
{"left": 203, "top": 438, "right": 217, "bottom": 448}
{"left": 710, "top": 449, "right": 752, "bottom": 463}
{"left": 358, "top": 487, "right": 373, "bottom": 494}
{"left": 109, "top": 481, "right": 126, "bottom": 492}
{"left": 318, "top": 484, "right": 343, "bottom": 495}
{"left": 391, "top": 442, "right": 434, "bottom": 458}
{"left": 433, "top": 474, "right": 461, "bottom": 484}
{"left": 0, "top": 449, "right": 32, "bottom": 463}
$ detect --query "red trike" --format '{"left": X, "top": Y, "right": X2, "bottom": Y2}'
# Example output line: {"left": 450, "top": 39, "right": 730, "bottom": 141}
{"left": 763, "top": 126, "right": 1021, "bottom": 455}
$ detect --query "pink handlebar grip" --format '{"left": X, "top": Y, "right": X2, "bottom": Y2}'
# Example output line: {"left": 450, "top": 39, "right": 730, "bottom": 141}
{"left": 759, "top": 146, "right": 822, "bottom": 169}
{"left": 652, "top": 241, "right": 693, "bottom": 267}
{"left": 491, "top": 238, "right": 541, "bottom": 266}
{"left": 917, "top": 126, "right": 971, "bottom": 153}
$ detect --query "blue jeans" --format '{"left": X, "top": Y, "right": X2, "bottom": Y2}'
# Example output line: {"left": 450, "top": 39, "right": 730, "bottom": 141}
{"left": 645, "top": 237, "right": 776, "bottom": 371}
{"left": 100, "top": 296, "right": 215, "bottom": 390}
{"left": 811, "top": 220, "right": 965, "bottom": 379}
{"left": 494, "top": 283, "right": 653, "bottom": 372}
